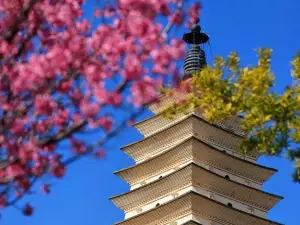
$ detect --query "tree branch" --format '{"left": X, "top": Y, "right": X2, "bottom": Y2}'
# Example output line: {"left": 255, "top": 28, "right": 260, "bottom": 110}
{"left": 5, "top": 103, "right": 150, "bottom": 207}
{"left": 161, "top": 0, "right": 185, "bottom": 35}
{"left": 37, "top": 120, "right": 88, "bottom": 147}
{"left": 2, "top": 0, "right": 39, "bottom": 42}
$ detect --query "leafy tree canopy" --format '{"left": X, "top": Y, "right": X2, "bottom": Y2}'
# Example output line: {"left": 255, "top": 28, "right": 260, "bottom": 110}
{"left": 163, "top": 49, "right": 300, "bottom": 181}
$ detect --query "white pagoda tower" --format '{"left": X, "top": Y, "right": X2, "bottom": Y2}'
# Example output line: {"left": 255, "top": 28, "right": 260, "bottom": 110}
{"left": 110, "top": 22, "right": 283, "bottom": 225}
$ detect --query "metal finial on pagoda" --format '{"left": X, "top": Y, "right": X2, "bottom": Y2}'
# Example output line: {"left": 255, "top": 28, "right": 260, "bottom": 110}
{"left": 182, "top": 19, "right": 209, "bottom": 78}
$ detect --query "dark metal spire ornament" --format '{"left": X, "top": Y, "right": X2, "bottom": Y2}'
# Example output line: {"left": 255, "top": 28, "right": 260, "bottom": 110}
{"left": 182, "top": 19, "right": 209, "bottom": 79}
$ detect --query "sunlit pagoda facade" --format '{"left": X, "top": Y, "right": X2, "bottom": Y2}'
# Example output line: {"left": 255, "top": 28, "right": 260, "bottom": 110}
{"left": 110, "top": 22, "right": 284, "bottom": 225}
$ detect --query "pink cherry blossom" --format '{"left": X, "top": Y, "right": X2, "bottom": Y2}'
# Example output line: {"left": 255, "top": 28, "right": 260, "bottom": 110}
{"left": 23, "top": 203, "right": 34, "bottom": 216}
{"left": 40, "top": 184, "right": 51, "bottom": 195}
{"left": 50, "top": 164, "right": 66, "bottom": 178}
{"left": 70, "top": 137, "right": 86, "bottom": 154}
{"left": 94, "top": 149, "right": 106, "bottom": 159}
{"left": 80, "top": 101, "right": 100, "bottom": 118}
{"left": 94, "top": 9, "right": 103, "bottom": 18}
{"left": 35, "top": 95, "right": 58, "bottom": 116}
{"left": 6, "top": 164, "right": 26, "bottom": 179}
{"left": 0, "top": 0, "right": 202, "bottom": 215}
{"left": 95, "top": 117, "right": 113, "bottom": 132}
{"left": 169, "top": 10, "right": 184, "bottom": 25}
{"left": 130, "top": 76, "right": 162, "bottom": 107}
{"left": 0, "top": 196, "right": 7, "bottom": 208}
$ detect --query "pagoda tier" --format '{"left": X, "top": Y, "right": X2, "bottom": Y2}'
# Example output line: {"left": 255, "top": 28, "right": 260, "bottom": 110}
{"left": 114, "top": 191, "right": 283, "bottom": 225}
{"left": 133, "top": 107, "right": 245, "bottom": 138}
{"left": 110, "top": 163, "right": 282, "bottom": 215}
{"left": 115, "top": 137, "right": 276, "bottom": 188}
{"left": 111, "top": 90, "right": 283, "bottom": 225}
{"left": 121, "top": 115, "right": 259, "bottom": 163}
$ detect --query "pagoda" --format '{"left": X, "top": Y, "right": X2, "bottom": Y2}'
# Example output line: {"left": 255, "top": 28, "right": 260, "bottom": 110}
{"left": 110, "top": 21, "right": 284, "bottom": 225}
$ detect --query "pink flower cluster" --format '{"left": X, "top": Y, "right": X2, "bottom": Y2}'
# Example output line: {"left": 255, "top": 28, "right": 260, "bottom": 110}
{"left": 0, "top": 0, "right": 202, "bottom": 214}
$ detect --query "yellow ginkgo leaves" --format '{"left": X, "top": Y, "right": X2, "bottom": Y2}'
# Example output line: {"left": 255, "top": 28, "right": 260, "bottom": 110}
{"left": 162, "top": 48, "right": 300, "bottom": 182}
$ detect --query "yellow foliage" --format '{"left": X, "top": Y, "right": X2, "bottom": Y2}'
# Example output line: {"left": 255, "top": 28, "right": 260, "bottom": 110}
{"left": 162, "top": 48, "right": 300, "bottom": 182}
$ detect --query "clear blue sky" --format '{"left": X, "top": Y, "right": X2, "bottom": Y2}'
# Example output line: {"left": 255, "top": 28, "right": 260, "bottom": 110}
{"left": 1, "top": 0, "right": 300, "bottom": 224}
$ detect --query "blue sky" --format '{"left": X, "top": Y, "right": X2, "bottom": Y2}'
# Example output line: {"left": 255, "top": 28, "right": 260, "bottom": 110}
{"left": 1, "top": 0, "right": 300, "bottom": 224}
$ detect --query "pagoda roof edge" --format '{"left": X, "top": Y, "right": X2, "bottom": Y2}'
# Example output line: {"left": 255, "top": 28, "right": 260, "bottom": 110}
{"left": 114, "top": 190, "right": 284, "bottom": 225}
{"left": 133, "top": 111, "right": 245, "bottom": 138}
{"left": 110, "top": 163, "right": 192, "bottom": 200}
{"left": 115, "top": 136, "right": 277, "bottom": 177}
{"left": 121, "top": 114, "right": 246, "bottom": 150}
{"left": 111, "top": 162, "right": 283, "bottom": 204}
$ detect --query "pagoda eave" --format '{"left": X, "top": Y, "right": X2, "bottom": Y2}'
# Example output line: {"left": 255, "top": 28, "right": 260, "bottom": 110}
{"left": 110, "top": 163, "right": 282, "bottom": 213}
{"left": 121, "top": 115, "right": 259, "bottom": 162}
{"left": 133, "top": 109, "right": 245, "bottom": 138}
{"left": 114, "top": 191, "right": 283, "bottom": 225}
{"left": 115, "top": 137, "right": 277, "bottom": 186}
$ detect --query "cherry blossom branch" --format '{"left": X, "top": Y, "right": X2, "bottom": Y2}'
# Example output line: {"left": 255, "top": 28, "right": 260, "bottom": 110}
{"left": 0, "top": 76, "right": 131, "bottom": 199}
{"left": 64, "top": 108, "right": 147, "bottom": 166}
{"left": 0, "top": 0, "right": 197, "bottom": 214}
{"left": 2, "top": 0, "right": 39, "bottom": 42}
{"left": 162, "top": 0, "right": 185, "bottom": 35}
{"left": 0, "top": 70, "right": 78, "bottom": 143}
{"left": 5, "top": 101, "right": 152, "bottom": 208}
{"left": 37, "top": 77, "right": 129, "bottom": 146}
{"left": 0, "top": 161, "right": 9, "bottom": 185}
{"left": 13, "top": 28, "right": 38, "bottom": 60}
{"left": 37, "top": 120, "right": 87, "bottom": 147}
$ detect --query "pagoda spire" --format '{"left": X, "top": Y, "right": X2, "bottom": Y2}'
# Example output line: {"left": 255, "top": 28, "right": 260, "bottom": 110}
{"left": 182, "top": 19, "right": 209, "bottom": 79}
